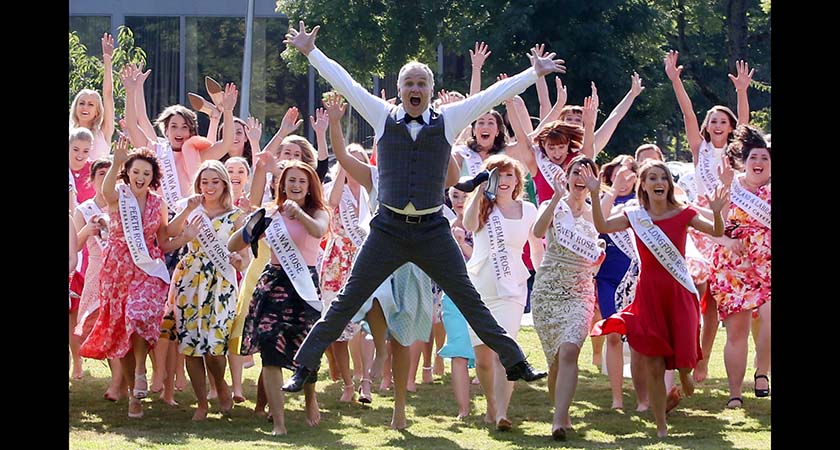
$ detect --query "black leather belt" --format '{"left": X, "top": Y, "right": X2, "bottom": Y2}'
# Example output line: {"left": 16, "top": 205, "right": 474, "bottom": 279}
{"left": 381, "top": 208, "right": 441, "bottom": 224}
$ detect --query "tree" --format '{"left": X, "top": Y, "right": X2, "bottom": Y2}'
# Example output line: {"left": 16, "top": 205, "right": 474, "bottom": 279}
{"left": 69, "top": 26, "right": 147, "bottom": 124}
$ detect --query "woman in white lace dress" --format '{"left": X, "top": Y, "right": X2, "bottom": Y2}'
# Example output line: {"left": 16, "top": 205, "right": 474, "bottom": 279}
{"left": 531, "top": 155, "right": 605, "bottom": 441}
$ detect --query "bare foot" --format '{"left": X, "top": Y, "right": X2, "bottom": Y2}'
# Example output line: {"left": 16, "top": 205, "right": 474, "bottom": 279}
{"left": 103, "top": 387, "right": 123, "bottom": 402}
{"left": 306, "top": 399, "right": 321, "bottom": 427}
{"left": 679, "top": 370, "right": 695, "bottom": 397}
{"left": 422, "top": 367, "right": 433, "bottom": 384}
{"left": 656, "top": 425, "right": 668, "bottom": 438}
{"left": 339, "top": 384, "right": 355, "bottom": 403}
{"left": 272, "top": 427, "right": 287, "bottom": 436}
{"left": 665, "top": 387, "right": 682, "bottom": 413}
{"left": 434, "top": 357, "right": 445, "bottom": 377}
{"left": 693, "top": 363, "right": 708, "bottom": 383}
{"left": 406, "top": 380, "right": 417, "bottom": 393}
{"left": 380, "top": 377, "right": 392, "bottom": 391}
{"left": 207, "top": 390, "right": 218, "bottom": 401}
{"left": 496, "top": 417, "right": 512, "bottom": 431}
{"left": 72, "top": 362, "right": 84, "bottom": 380}
{"left": 592, "top": 353, "right": 602, "bottom": 368}
{"left": 218, "top": 393, "right": 234, "bottom": 414}
{"left": 483, "top": 411, "right": 496, "bottom": 424}
{"left": 456, "top": 410, "right": 469, "bottom": 420}
{"left": 233, "top": 392, "right": 246, "bottom": 403}
{"left": 192, "top": 406, "right": 209, "bottom": 421}
{"left": 635, "top": 402, "right": 649, "bottom": 412}
{"left": 175, "top": 376, "right": 187, "bottom": 392}
{"left": 160, "top": 396, "right": 179, "bottom": 406}
{"left": 391, "top": 408, "right": 407, "bottom": 430}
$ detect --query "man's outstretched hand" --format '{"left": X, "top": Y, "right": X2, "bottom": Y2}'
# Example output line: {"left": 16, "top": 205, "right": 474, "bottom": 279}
{"left": 284, "top": 20, "right": 319, "bottom": 56}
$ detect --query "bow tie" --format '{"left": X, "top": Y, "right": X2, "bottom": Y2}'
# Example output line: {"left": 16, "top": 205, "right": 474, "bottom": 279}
{"left": 404, "top": 114, "right": 425, "bottom": 125}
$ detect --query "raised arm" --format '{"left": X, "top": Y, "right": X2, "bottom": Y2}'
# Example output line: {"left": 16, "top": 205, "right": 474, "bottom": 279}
{"left": 310, "top": 107, "right": 330, "bottom": 163}
{"left": 729, "top": 60, "right": 754, "bottom": 125}
{"left": 665, "top": 50, "right": 703, "bottom": 158}
{"left": 503, "top": 96, "right": 538, "bottom": 176}
{"left": 327, "top": 166, "right": 347, "bottom": 209}
{"left": 462, "top": 188, "right": 483, "bottom": 233}
{"left": 73, "top": 208, "right": 96, "bottom": 252}
{"left": 446, "top": 153, "right": 460, "bottom": 188}
{"left": 205, "top": 104, "right": 223, "bottom": 141}
{"left": 133, "top": 64, "right": 159, "bottom": 144}
{"left": 469, "top": 41, "right": 491, "bottom": 96}
{"left": 689, "top": 184, "right": 729, "bottom": 237}
{"left": 530, "top": 76, "right": 567, "bottom": 139}
{"left": 249, "top": 151, "right": 276, "bottom": 204}
{"left": 201, "top": 83, "right": 237, "bottom": 161}
{"left": 102, "top": 135, "right": 130, "bottom": 206}
{"left": 100, "top": 33, "right": 116, "bottom": 146}
{"left": 580, "top": 89, "right": 597, "bottom": 160}
{"left": 264, "top": 106, "right": 303, "bottom": 156}
{"left": 441, "top": 48, "right": 565, "bottom": 143}
{"left": 324, "top": 93, "right": 373, "bottom": 191}
{"left": 162, "top": 194, "right": 202, "bottom": 238}
{"left": 245, "top": 117, "right": 263, "bottom": 166}
{"left": 285, "top": 21, "right": 390, "bottom": 136}
{"left": 593, "top": 72, "right": 644, "bottom": 154}
{"left": 583, "top": 164, "right": 629, "bottom": 233}
{"left": 532, "top": 171, "right": 566, "bottom": 238}
{"left": 528, "top": 44, "right": 552, "bottom": 120}
{"left": 281, "top": 201, "right": 329, "bottom": 238}
{"left": 119, "top": 65, "right": 154, "bottom": 148}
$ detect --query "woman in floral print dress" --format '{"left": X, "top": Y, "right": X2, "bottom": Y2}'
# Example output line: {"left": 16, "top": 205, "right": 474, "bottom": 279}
{"left": 170, "top": 160, "right": 249, "bottom": 420}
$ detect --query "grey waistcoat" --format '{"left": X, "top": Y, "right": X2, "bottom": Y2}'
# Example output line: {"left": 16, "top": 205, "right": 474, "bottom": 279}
{"left": 376, "top": 107, "right": 450, "bottom": 211}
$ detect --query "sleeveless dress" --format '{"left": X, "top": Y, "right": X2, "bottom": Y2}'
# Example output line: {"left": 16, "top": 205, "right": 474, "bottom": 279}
{"left": 319, "top": 197, "right": 363, "bottom": 342}
{"left": 79, "top": 192, "right": 169, "bottom": 359}
{"left": 171, "top": 209, "right": 243, "bottom": 356}
{"left": 592, "top": 207, "right": 702, "bottom": 370}
{"left": 711, "top": 183, "right": 771, "bottom": 320}
{"left": 532, "top": 211, "right": 601, "bottom": 362}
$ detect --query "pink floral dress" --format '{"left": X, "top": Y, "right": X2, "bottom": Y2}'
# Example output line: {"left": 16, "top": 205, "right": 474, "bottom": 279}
{"left": 711, "top": 183, "right": 771, "bottom": 320}
{"left": 79, "top": 192, "right": 169, "bottom": 360}
{"left": 318, "top": 204, "right": 361, "bottom": 341}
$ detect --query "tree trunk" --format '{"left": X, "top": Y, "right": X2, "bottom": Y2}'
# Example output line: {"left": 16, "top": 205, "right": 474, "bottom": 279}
{"left": 726, "top": 0, "right": 748, "bottom": 106}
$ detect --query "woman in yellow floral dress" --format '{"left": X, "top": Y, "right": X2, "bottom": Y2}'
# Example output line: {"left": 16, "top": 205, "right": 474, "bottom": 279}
{"left": 171, "top": 161, "right": 250, "bottom": 420}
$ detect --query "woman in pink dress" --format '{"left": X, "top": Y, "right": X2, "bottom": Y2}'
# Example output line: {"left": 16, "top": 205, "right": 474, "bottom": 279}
{"left": 710, "top": 125, "right": 771, "bottom": 408}
{"left": 79, "top": 137, "right": 197, "bottom": 418}
{"left": 587, "top": 160, "right": 728, "bottom": 437}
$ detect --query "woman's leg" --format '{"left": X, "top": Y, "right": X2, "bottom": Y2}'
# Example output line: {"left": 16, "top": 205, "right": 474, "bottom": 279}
{"left": 473, "top": 344, "right": 497, "bottom": 424}
{"left": 390, "top": 340, "right": 411, "bottom": 429}
{"left": 205, "top": 354, "right": 233, "bottom": 412}
{"left": 228, "top": 353, "right": 246, "bottom": 402}
{"left": 185, "top": 355, "right": 209, "bottom": 421}
{"left": 754, "top": 302, "right": 771, "bottom": 393}
{"left": 590, "top": 306, "right": 604, "bottom": 369}
{"left": 694, "top": 283, "right": 718, "bottom": 383}
{"left": 331, "top": 340, "right": 355, "bottom": 402}
{"left": 261, "top": 365, "right": 286, "bottom": 435}
{"left": 451, "top": 357, "right": 471, "bottom": 418}
{"left": 645, "top": 355, "right": 668, "bottom": 437}
{"left": 723, "top": 309, "right": 752, "bottom": 406}
{"left": 552, "top": 344, "right": 582, "bottom": 432}
{"left": 630, "top": 348, "right": 649, "bottom": 412}
{"left": 69, "top": 311, "right": 83, "bottom": 379}
{"left": 605, "top": 333, "right": 624, "bottom": 409}
{"left": 303, "top": 380, "right": 321, "bottom": 426}
{"left": 491, "top": 350, "right": 516, "bottom": 429}
{"left": 432, "top": 322, "right": 446, "bottom": 377}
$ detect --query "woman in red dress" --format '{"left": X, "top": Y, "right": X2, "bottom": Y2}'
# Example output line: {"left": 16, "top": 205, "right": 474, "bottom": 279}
{"left": 586, "top": 160, "right": 728, "bottom": 437}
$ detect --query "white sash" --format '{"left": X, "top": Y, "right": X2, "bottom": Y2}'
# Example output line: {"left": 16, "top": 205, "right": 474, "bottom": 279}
{"left": 117, "top": 185, "right": 171, "bottom": 283}
{"left": 78, "top": 199, "right": 107, "bottom": 250}
{"left": 69, "top": 169, "right": 77, "bottom": 193}
{"left": 696, "top": 141, "right": 724, "bottom": 197}
{"left": 456, "top": 146, "right": 484, "bottom": 177}
{"left": 534, "top": 145, "right": 565, "bottom": 188}
{"left": 189, "top": 207, "right": 239, "bottom": 287}
{"left": 442, "top": 205, "right": 458, "bottom": 225}
{"left": 339, "top": 185, "right": 369, "bottom": 247}
{"left": 552, "top": 200, "right": 603, "bottom": 263}
{"left": 730, "top": 175, "right": 771, "bottom": 229}
{"left": 484, "top": 208, "right": 516, "bottom": 284}
{"left": 155, "top": 139, "right": 183, "bottom": 213}
{"left": 625, "top": 207, "right": 697, "bottom": 296}
{"left": 264, "top": 214, "right": 322, "bottom": 312}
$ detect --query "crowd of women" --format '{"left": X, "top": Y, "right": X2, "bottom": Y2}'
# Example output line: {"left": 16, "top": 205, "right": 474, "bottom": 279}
{"left": 68, "top": 31, "right": 770, "bottom": 440}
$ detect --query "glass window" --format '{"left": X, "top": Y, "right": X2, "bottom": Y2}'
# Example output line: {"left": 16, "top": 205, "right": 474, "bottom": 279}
{"left": 69, "top": 16, "right": 111, "bottom": 57}
{"left": 125, "top": 16, "right": 181, "bottom": 125}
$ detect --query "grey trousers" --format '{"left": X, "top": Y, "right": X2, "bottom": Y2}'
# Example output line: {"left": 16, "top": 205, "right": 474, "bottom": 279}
{"left": 294, "top": 212, "right": 526, "bottom": 369}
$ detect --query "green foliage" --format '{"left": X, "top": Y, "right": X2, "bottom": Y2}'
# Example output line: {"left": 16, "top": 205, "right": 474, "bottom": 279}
{"left": 69, "top": 26, "right": 147, "bottom": 123}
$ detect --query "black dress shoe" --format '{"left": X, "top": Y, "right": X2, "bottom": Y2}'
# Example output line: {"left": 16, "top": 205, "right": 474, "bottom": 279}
{"left": 241, "top": 208, "right": 267, "bottom": 257}
{"left": 483, "top": 167, "right": 500, "bottom": 202}
{"left": 505, "top": 360, "right": 547, "bottom": 382}
{"left": 453, "top": 170, "right": 490, "bottom": 193}
{"left": 281, "top": 365, "right": 318, "bottom": 392}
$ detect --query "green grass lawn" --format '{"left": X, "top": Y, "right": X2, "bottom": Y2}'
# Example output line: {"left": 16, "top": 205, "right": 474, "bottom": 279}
{"left": 69, "top": 325, "right": 770, "bottom": 449}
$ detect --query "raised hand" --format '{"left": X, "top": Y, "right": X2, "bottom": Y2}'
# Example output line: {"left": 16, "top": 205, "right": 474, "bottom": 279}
{"left": 530, "top": 49, "right": 566, "bottom": 77}
{"left": 279, "top": 106, "right": 303, "bottom": 135}
{"left": 470, "top": 41, "right": 492, "bottom": 68}
{"left": 629, "top": 71, "right": 645, "bottom": 98}
{"left": 283, "top": 20, "right": 320, "bottom": 56}
{"left": 612, "top": 165, "right": 636, "bottom": 194}
{"left": 551, "top": 170, "right": 567, "bottom": 198}
{"left": 664, "top": 50, "right": 684, "bottom": 81}
{"left": 323, "top": 92, "right": 347, "bottom": 119}
{"left": 118, "top": 64, "right": 139, "bottom": 91}
{"left": 590, "top": 81, "right": 600, "bottom": 109}
{"left": 496, "top": 73, "right": 509, "bottom": 83}
{"left": 113, "top": 134, "right": 131, "bottom": 162}
{"left": 245, "top": 117, "right": 262, "bottom": 143}
{"left": 707, "top": 183, "right": 730, "bottom": 213}
{"left": 379, "top": 89, "right": 397, "bottom": 105}
{"left": 254, "top": 151, "right": 277, "bottom": 171}
{"left": 101, "top": 33, "right": 114, "bottom": 59}
{"left": 583, "top": 92, "right": 598, "bottom": 129}
{"left": 717, "top": 156, "right": 735, "bottom": 187}
{"left": 527, "top": 43, "right": 546, "bottom": 64}
{"left": 310, "top": 107, "right": 329, "bottom": 134}
{"left": 580, "top": 163, "right": 601, "bottom": 193}
{"left": 133, "top": 62, "right": 152, "bottom": 86}
{"left": 555, "top": 77, "right": 567, "bottom": 107}
{"left": 222, "top": 83, "right": 239, "bottom": 111}
{"left": 236, "top": 192, "right": 252, "bottom": 212}
{"left": 728, "top": 60, "right": 755, "bottom": 92}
